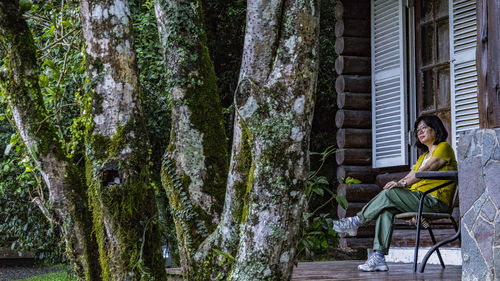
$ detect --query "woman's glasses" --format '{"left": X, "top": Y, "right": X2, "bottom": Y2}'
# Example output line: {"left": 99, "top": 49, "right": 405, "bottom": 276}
{"left": 415, "top": 124, "right": 428, "bottom": 134}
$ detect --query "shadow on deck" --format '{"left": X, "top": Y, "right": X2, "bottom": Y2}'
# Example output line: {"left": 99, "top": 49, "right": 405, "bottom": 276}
{"left": 292, "top": 260, "right": 461, "bottom": 281}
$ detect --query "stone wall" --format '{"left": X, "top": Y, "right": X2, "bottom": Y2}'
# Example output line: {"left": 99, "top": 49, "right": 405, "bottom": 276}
{"left": 457, "top": 128, "right": 500, "bottom": 281}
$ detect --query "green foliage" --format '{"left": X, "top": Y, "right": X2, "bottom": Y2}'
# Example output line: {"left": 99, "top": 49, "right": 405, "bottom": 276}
{"left": 0, "top": 0, "right": 83, "bottom": 265}
{"left": 0, "top": 108, "right": 64, "bottom": 264}
{"left": 212, "top": 248, "right": 235, "bottom": 266}
{"left": 298, "top": 145, "right": 345, "bottom": 260}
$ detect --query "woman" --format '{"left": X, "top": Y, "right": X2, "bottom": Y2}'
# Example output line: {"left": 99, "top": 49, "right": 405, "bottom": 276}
{"left": 333, "top": 115, "right": 457, "bottom": 272}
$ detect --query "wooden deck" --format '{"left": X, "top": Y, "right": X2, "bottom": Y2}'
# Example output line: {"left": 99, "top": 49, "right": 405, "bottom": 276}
{"left": 292, "top": 261, "right": 461, "bottom": 281}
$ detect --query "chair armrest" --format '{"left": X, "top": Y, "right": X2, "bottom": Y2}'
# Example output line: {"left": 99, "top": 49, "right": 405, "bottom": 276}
{"left": 415, "top": 171, "right": 458, "bottom": 181}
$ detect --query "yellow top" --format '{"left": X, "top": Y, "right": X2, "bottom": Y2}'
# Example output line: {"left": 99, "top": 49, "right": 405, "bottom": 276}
{"left": 410, "top": 142, "right": 457, "bottom": 206}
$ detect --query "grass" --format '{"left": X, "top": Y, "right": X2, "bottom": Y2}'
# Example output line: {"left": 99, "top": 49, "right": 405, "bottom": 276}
{"left": 15, "top": 270, "right": 77, "bottom": 281}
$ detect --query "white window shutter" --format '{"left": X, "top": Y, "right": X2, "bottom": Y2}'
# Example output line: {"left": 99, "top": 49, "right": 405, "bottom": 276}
{"left": 371, "top": 0, "right": 408, "bottom": 168}
{"left": 450, "top": 0, "right": 479, "bottom": 151}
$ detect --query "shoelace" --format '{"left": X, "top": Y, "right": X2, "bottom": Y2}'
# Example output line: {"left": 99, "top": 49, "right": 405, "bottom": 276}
{"left": 366, "top": 255, "right": 382, "bottom": 266}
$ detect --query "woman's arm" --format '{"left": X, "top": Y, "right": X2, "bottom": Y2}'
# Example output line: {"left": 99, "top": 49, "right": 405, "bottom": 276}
{"left": 383, "top": 156, "right": 447, "bottom": 189}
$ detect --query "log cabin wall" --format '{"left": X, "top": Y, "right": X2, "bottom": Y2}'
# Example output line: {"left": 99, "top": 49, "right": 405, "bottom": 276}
{"left": 334, "top": 0, "right": 377, "bottom": 249}
{"left": 334, "top": 0, "right": 459, "bottom": 250}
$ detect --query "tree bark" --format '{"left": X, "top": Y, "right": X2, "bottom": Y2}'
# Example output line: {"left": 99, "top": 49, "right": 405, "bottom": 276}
{"left": 153, "top": 0, "right": 230, "bottom": 279}
{"left": 228, "top": 0, "right": 320, "bottom": 279}
{"left": 79, "top": 1, "right": 166, "bottom": 280}
{"left": 155, "top": 0, "right": 320, "bottom": 280}
{"left": 0, "top": 2, "right": 101, "bottom": 280}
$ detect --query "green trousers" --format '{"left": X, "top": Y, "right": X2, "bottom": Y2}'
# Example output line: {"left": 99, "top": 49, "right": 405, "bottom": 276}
{"left": 356, "top": 188, "right": 449, "bottom": 255}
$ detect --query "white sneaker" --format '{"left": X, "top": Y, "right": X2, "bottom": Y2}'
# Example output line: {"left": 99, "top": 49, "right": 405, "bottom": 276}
{"left": 357, "top": 255, "right": 389, "bottom": 272}
{"left": 333, "top": 217, "right": 359, "bottom": 236}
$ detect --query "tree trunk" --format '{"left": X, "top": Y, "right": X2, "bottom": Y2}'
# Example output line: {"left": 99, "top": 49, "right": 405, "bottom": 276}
{"left": 154, "top": 0, "right": 230, "bottom": 278}
{"left": 79, "top": 1, "right": 166, "bottom": 280}
{"left": 228, "top": 0, "right": 320, "bottom": 279}
{"left": 0, "top": 2, "right": 101, "bottom": 280}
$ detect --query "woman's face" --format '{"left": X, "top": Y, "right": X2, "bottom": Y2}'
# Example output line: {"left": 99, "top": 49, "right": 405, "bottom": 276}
{"left": 416, "top": 121, "right": 436, "bottom": 146}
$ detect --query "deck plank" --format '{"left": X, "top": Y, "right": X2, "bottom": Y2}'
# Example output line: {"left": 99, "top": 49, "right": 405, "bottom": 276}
{"left": 292, "top": 261, "right": 461, "bottom": 281}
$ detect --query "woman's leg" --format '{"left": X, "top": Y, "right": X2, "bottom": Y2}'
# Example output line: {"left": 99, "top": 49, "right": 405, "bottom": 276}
{"left": 357, "top": 188, "right": 421, "bottom": 224}
{"left": 372, "top": 208, "right": 399, "bottom": 254}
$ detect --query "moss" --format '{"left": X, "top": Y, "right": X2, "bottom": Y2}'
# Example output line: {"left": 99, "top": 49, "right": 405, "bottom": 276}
{"left": 1, "top": 3, "right": 102, "bottom": 280}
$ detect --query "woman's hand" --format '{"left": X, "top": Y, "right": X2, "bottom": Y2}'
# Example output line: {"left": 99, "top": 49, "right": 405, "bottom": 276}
{"left": 383, "top": 181, "right": 399, "bottom": 189}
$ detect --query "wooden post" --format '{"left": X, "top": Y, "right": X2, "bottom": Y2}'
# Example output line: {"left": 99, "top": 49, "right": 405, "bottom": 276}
{"left": 477, "top": 0, "right": 500, "bottom": 128}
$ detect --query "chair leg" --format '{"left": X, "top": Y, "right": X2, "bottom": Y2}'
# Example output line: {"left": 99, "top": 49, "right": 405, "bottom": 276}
{"left": 414, "top": 220, "right": 421, "bottom": 272}
{"left": 450, "top": 217, "right": 458, "bottom": 232}
{"left": 427, "top": 228, "right": 445, "bottom": 268}
{"left": 420, "top": 225, "right": 461, "bottom": 273}
{"left": 450, "top": 217, "right": 461, "bottom": 243}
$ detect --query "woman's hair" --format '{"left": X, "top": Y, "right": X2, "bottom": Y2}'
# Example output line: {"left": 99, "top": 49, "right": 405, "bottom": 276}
{"left": 414, "top": 115, "right": 448, "bottom": 152}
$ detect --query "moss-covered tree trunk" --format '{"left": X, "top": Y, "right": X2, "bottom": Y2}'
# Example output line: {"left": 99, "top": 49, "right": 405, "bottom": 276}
{"left": 0, "top": 1, "right": 101, "bottom": 280}
{"left": 155, "top": 0, "right": 319, "bottom": 280}
{"left": 228, "top": 0, "right": 320, "bottom": 279}
{"left": 79, "top": 0, "right": 166, "bottom": 280}
{"left": 153, "top": 0, "right": 229, "bottom": 278}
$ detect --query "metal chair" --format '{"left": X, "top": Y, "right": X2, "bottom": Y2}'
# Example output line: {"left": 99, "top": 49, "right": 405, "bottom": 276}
{"left": 394, "top": 170, "right": 459, "bottom": 272}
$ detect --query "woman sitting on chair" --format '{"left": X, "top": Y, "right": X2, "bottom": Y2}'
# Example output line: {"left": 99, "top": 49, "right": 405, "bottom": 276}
{"left": 333, "top": 115, "right": 457, "bottom": 272}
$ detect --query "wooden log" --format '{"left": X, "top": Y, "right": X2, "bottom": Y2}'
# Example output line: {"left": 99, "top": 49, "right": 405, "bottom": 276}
{"left": 335, "top": 56, "right": 371, "bottom": 75}
{"left": 339, "top": 238, "right": 373, "bottom": 249}
{"left": 390, "top": 229, "right": 460, "bottom": 248}
{"left": 335, "top": 19, "right": 371, "bottom": 38}
{"left": 336, "top": 128, "right": 372, "bottom": 149}
{"left": 375, "top": 171, "right": 410, "bottom": 187}
{"left": 335, "top": 75, "right": 371, "bottom": 93}
{"left": 337, "top": 165, "right": 376, "bottom": 184}
{"left": 337, "top": 92, "right": 371, "bottom": 110}
{"left": 335, "top": 37, "right": 371, "bottom": 56}
{"left": 337, "top": 183, "right": 381, "bottom": 203}
{"left": 335, "top": 0, "right": 370, "bottom": 20}
{"left": 340, "top": 228, "right": 460, "bottom": 249}
{"left": 335, "top": 110, "right": 371, "bottom": 129}
{"left": 336, "top": 148, "right": 371, "bottom": 165}
{"left": 337, "top": 202, "right": 365, "bottom": 219}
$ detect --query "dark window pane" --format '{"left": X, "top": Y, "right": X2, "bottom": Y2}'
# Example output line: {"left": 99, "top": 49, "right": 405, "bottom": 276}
{"left": 421, "top": 0, "right": 434, "bottom": 23}
{"left": 437, "top": 20, "right": 450, "bottom": 63}
{"left": 437, "top": 0, "right": 449, "bottom": 18}
{"left": 421, "top": 24, "right": 435, "bottom": 66}
{"left": 438, "top": 68, "right": 450, "bottom": 108}
{"left": 422, "top": 70, "right": 435, "bottom": 111}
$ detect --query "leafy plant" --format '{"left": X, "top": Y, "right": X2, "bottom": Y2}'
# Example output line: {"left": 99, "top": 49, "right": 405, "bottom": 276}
{"left": 297, "top": 145, "right": 347, "bottom": 259}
